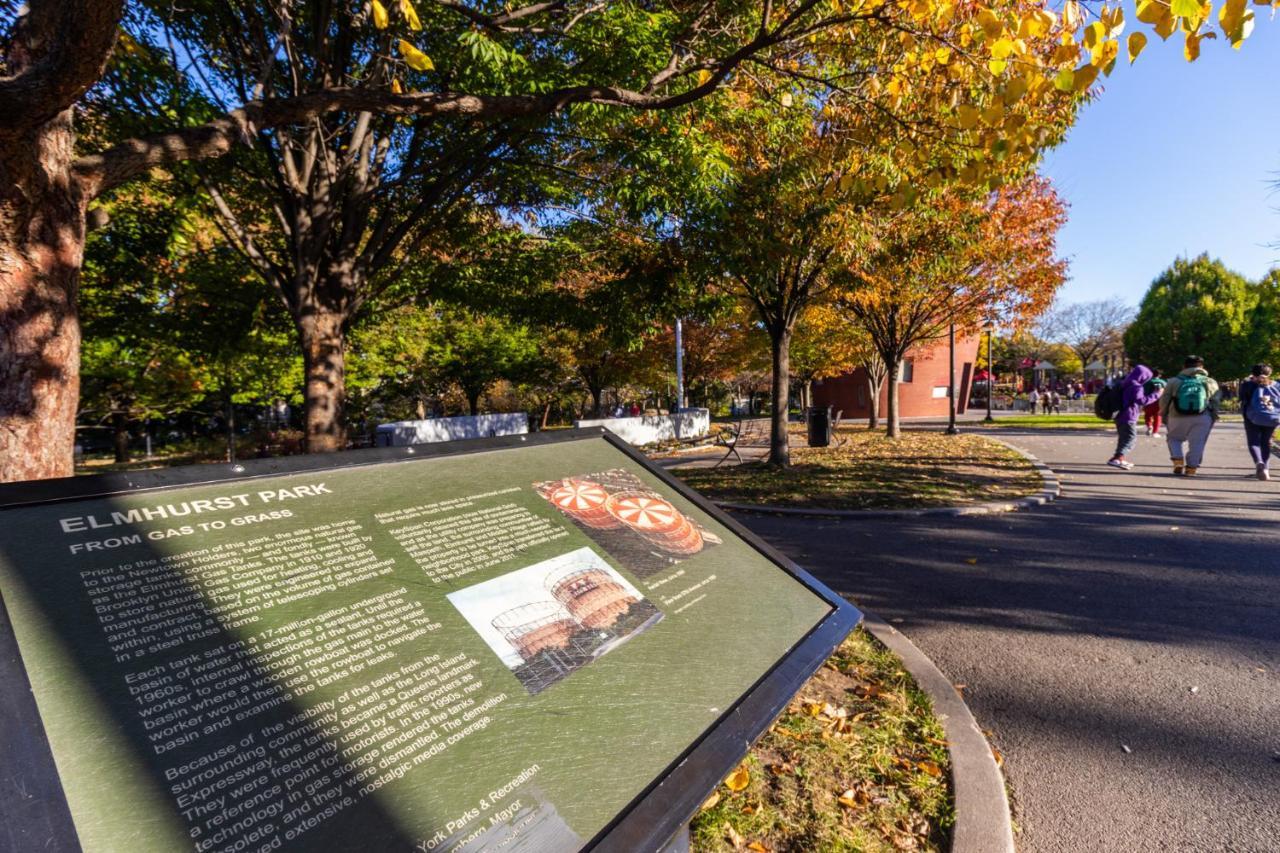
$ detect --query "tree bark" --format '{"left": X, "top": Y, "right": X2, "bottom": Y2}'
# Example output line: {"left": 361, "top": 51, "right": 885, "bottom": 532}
{"left": 886, "top": 361, "right": 901, "bottom": 439}
{"left": 465, "top": 390, "right": 481, "bottom": 417}
{"left": 866, "top": 371, "right": 883, "bottom": 430}
{"left": 0, "top": 110, "right": 86, "bottom": 482}
{"left": 768, "top": 327, "right": 792, "bottom": 466}
{"left": 297, "top": 309, "right": 348, "bottom": 453}
{"left": 110, "top": 410, "right": 130, "bottom": 463}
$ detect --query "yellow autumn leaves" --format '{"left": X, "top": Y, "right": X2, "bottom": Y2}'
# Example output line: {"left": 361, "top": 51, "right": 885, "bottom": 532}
{"left": 370, "top": 0, "right": 433, "bottom": 76}
{"left": 371, "top": 0, "right": 421, "bottom": 31}
{"left": 1133, "top": 0, "right": 1264, "bottom": 61}
{"left": 399, "top": 40, "right": 434, "bottom": 71}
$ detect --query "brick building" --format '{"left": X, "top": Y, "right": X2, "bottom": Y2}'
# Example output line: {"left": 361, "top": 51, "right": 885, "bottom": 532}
{"left": 812, "top": 334, "right": 981, "bottom": 420}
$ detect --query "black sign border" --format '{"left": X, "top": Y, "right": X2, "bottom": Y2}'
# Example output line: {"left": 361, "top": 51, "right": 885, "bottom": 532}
{"left": 0, "top": 428, "right": 861, "bottom": 853}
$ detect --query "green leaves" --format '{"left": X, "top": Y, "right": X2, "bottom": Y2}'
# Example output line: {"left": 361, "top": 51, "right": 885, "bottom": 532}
{"left": 1124, "top": 253, "right": 1261, "bottom": 378}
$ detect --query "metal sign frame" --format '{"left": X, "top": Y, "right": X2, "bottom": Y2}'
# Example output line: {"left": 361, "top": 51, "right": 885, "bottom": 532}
{"left": 0, "top": 429, "right": 861, "bottom": 853}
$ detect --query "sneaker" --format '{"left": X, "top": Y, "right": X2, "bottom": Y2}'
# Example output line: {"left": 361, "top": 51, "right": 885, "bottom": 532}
{"left": 1107, "top": 458, "right": 1133, "bottom": 470}
{"left": 1171, "top": 459, "right": 1185, "bottom": 476}
{"left": 1184, "top": 467, "right": 1198, "bottom": 477}
{"left": 1257, "top": 464, "right": 1270, "bottom": 481}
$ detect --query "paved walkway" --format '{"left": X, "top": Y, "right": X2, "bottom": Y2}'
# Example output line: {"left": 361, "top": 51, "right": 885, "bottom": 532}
{"left": 733, "top": 422, "right": 1279, "bottom": 853}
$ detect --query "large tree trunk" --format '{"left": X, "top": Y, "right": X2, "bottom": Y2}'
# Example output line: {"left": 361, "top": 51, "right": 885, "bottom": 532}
{"left": 0, "top": 113, "right": 86, "bottom": 482}
{"left": 111, "top": 409, "right": 130, "bottom": 463}
{"left": 465, "top": 389, "right": 481, "bottom": 417}
{"left": 297, "top": 309, "right": 348, "bottom": 453}
{"left": 768, "top": 327, "right": 791, "bottom": 466}
{"left": 886, "top": 362, "right": 901, "bottom": 438}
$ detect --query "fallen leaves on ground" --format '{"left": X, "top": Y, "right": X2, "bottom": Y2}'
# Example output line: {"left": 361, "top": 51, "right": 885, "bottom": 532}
{"left": 691, "top": 629, "right": 954, "bottom": 852}
{"left": 674, "top": 428, "right": 1040, "bottom": 511}
{"left": 724, "top": 765, "right": 751, "bottom": 792}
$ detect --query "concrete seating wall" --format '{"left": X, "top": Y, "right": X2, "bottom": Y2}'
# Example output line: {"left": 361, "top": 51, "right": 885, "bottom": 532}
{"left": 375, "top": 413, "right": 529, "bottom": 446}
{"left": 575, "top": 409, "right": 710, "bottom": 446}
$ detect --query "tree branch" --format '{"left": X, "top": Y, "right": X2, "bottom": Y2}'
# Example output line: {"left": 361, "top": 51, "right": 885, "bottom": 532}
{"left": 0, "top": 0, "right": 125, "bottom": 129}
{"left": 73, "top": 16, "right": 788, "bottom": 198}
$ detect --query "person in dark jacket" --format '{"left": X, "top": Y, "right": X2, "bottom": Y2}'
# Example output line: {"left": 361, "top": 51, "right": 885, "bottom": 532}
{"left": 1108, "top": 363, "right": 1161, "bottom": 470}
{"left": 1239, "top": 363, "right": 1278, "bottom": 481}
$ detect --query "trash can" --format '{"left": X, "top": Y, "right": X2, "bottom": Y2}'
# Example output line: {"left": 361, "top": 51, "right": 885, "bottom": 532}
{"left": 806, "top": 406, "right": 832, "bottom": 447}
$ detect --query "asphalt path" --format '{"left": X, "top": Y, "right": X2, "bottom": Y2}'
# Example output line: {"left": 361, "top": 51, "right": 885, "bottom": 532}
{"left": 733, "top": 422, "right": 1280, "bottom": 852}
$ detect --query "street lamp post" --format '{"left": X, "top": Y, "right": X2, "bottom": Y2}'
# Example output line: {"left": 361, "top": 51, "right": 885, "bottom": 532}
{"left": 674, "top": 317, "right": 685, "bottom": 412}
{"left": 984, "top": 319, "right": 996, "bottom": 424}
{"left": 944, "top": 321, "right": 959, "bottom": 435}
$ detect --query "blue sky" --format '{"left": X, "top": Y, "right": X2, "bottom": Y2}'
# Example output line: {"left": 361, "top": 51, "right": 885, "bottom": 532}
{"left": 1040, "top": 14, "right": 1280, "bottom": 307}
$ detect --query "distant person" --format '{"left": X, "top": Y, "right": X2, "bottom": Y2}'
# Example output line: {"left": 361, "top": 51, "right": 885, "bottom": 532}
{"left": 1107, "top": 363, "right": 1161, "bottom": 470}
{"left": 1240, "top": 363, "right": 1280, "bottom": 481}
{"left": 1160, "top": 355, "right": 1220, "bottom": 477}
{"left": 629, "top": 403, "right": 641, "bottom": 417}
{"left": 1050, "top": 389, "right": 1062, "bottom": 414}
{"left": 1142, "top": 373, "right": 1167, "bottom": 437}
{"left": 1028, "top": 387, "right": 1041, "bottom": 413}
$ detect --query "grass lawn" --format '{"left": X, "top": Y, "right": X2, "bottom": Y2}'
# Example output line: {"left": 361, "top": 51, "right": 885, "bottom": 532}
{"left": 691, "top": 627, "right": 954, "bottom": 853}
{"left": 674, "top": 428, "right": 1040, "bottom": 510}
{"left": 984, "top": 414, "right": 1107, "bottom": 429}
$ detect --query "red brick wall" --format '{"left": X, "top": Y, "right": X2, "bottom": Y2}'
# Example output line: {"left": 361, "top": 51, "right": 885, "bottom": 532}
{"left": 811, "top": 335, "right": 982, "bottom": 421}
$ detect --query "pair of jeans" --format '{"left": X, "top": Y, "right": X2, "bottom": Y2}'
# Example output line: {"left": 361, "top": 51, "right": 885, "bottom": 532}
{"left": 1165, "top": 413, "right": 1214, "bottom": 468}
{"left": 1114, "top": 419, "right": 1136, "bottom": 458}
{"left": 1243, "top": 419, "right": 1276, "bottom": 467}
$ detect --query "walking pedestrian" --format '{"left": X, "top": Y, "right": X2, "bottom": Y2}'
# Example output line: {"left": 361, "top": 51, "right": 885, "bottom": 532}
{"left": 1107, "top": 363, "right": 1161, "bottom": 470}
{"left": 1240, "top": 363, "right": 1280, "bottom": 481}
{"left": 1041, "top": 387, "right": 1052, "bottom": 415}
{"left": 1143, "top": 373, "right": 1166, "bottom": 436}
{"left": 1160, "top": 355, "right": 1220, "bottom": 477}
{"left": 1028, "top": 387, "right": 1041, "bottom": 413}
{"left": 1050, "top": 389, "right": 1062, "bottom": 415}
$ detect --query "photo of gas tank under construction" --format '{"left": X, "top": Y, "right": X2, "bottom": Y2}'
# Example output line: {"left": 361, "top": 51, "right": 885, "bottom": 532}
{"left": 447, "top": 547, "right": 664, "bottom": 695}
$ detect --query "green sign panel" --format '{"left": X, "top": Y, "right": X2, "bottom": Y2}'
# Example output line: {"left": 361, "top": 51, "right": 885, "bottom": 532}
{"left": 0, "top": 432, "right": 856, "bottom": 852}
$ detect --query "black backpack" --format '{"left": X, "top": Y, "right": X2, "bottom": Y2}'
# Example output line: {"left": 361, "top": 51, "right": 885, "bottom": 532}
{"left": 1094, "top": 385, "right": 1121, "bottom": 420}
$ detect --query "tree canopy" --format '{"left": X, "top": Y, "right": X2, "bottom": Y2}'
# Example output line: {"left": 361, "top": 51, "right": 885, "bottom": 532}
{"left": 1123, "top": 254, "right": 1266, "bottom": 379}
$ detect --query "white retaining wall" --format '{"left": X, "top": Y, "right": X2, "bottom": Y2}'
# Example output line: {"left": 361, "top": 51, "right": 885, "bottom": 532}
{"left": 575, "top": 408, "right": 710, "bottom": 446}
{"left": 375, "top": 413, "right": 529, "bottom": 446}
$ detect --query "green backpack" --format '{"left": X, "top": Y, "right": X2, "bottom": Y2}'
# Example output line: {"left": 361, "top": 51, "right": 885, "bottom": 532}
{"left": 1174, "top": 375, "right": 1209, "bottom": 415}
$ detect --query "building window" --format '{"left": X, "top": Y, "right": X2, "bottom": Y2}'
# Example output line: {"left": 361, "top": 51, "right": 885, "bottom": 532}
{"left": 899, "top": 359, "right": 915, "bottom": 383}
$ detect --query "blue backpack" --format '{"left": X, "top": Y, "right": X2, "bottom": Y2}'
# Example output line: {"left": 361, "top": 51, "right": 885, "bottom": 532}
{"left": 1247, "top": 382, "right": 1280, "bottom": 428}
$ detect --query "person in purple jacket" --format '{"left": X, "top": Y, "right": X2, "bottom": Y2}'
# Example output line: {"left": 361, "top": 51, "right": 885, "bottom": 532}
{"left": 1107, "top": 363, "right": 1162, "bottom": 470}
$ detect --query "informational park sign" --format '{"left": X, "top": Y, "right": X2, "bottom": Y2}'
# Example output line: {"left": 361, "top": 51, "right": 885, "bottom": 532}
{"left": 0, "top": 431, "right": 859, "bottom": 852}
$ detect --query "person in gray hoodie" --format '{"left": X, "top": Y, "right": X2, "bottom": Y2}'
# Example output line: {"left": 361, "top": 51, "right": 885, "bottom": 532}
{"left": 1159, "top": 355, "right": 1220, "bottom": 476}
{"left": 1107, "top": 363, "right": 1161, "bottom": 470}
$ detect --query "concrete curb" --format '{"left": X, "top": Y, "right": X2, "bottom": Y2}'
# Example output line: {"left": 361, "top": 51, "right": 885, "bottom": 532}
{"left": 860, "top": 611, "right": 1015, "bottom": 853}
{"left": 713, "top": 437, "right": 1060, "bottom": 519}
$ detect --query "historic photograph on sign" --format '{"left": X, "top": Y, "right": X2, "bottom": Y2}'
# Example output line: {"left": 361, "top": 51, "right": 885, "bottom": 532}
{"left": 447, "top": 547, "right": 664, "bottom": 695}
{"left": 534, "top": 469, "right": 721, "bottom": 577}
